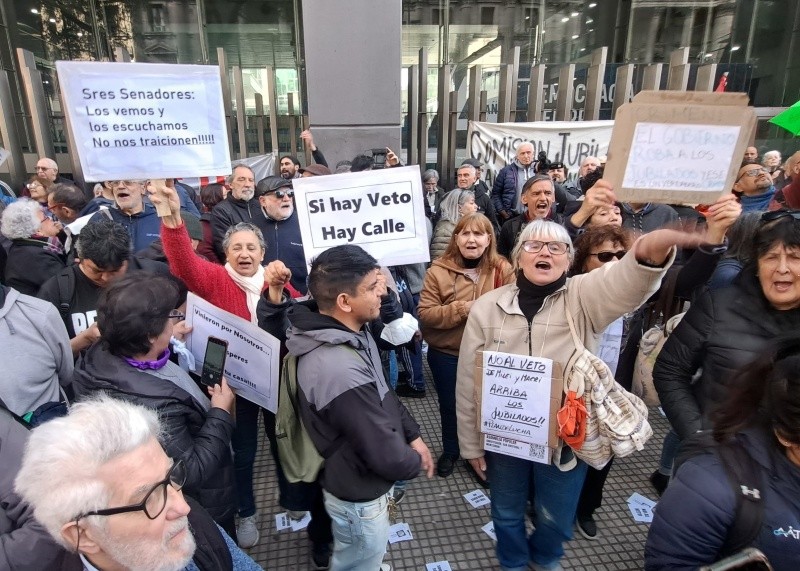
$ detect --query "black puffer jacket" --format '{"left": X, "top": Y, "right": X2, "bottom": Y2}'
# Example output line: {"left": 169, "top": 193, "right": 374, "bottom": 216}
{"left": 653, "top": 270, "right": 800, "bottom": 439}
{"left": 73, "top": 343, "right": 236, "bottom": 523}
{"left": 209, "top": 194, "right": 269, "bottom": 262}
{"left": 3, "top": 239, "right": 65, "bottom": 296}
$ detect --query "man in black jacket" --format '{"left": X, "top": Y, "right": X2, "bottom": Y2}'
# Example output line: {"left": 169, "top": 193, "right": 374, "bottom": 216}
{"left": 454, "top": 163, "right": 500, "bottom": 233}
{"left": 210, "top": 164, "right": 270, "bottom": 262}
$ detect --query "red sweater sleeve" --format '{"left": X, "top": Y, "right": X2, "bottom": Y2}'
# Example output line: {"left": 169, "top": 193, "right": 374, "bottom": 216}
{"left": 162, "top": 223, "right": 229, "bottom": 301}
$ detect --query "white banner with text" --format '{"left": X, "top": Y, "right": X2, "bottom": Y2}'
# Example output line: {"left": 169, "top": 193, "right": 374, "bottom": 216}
{"left": 56, "top": 61, "right": 231, "bottom": 181}
{"left": 185, "top": 293, "right": 280, "bottom": 413}
{"left": 292, "top": 166, "right": 430, "bottom": 267}
{"left": 468, "top": 120, "right": 613, "bottom": 183}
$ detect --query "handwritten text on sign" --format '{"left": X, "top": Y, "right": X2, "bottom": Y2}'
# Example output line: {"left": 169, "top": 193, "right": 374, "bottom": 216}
{"left": 56, "top": 61, "right": 230, "bottom": 181}
{"left": 293, "top": 166, "right": 430, "bottom": 267}
{"left": 622, "top": 123, "right": 741, "bottom": 192}
{"left": 185, "top": 293, "right": 280, "bottom": 412}
{"left": 481, "top": 351, "right": 553, "bottom": 446}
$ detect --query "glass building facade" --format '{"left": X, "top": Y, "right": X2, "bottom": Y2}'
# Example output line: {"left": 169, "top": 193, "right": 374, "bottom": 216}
{"left": 1, "top": 0, "right": 797, "bottom": 158}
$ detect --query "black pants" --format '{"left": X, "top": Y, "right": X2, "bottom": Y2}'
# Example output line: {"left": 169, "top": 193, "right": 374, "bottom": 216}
{"left": 576, "top": 457, "right": 614, "bottom": 518}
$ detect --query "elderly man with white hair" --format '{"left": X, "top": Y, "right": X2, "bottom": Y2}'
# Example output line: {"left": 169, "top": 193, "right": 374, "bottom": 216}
{"left": 491, "top": 142, "right": 537, "bottom": 222}
{"left": 564, "top": 155, "right": 601, "bottom": 197}
{"left": 14, "top": 395, "right": 261, "bottom": 571}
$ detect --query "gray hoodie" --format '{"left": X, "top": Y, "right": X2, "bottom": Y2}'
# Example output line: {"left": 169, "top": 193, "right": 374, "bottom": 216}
{"left": 0, "top": 287, "right": 73, "bottom": 417}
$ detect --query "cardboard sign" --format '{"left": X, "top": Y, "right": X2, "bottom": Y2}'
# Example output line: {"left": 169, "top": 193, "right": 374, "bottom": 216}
{"left": 292, "top": 166, "right": 430, "bottom": 267}
{"left": 603, "top": 91, "right": 756, "bottom": 205}
{"left": 185, "top": 293, "right": 280, "bottom": 412}
{"left": 56, "top": 61, "right": 231, "bottom": 181}
{"left": 480, "top": 351, "right": 554, "bottom": 446}
{"left": 484, "top": 433, "right": 552, "bottom": 465}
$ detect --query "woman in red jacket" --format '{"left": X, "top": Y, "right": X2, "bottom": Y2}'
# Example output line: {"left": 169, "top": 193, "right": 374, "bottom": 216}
{"left": 152, "top": 182, "right": 296, "bottom": 549}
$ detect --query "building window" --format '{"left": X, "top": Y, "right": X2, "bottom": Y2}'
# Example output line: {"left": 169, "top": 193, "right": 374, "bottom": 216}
{"left": 149, "top": 3, "right": 167, "bottom": 32}
{"left": 481, "top": 6, "right": 494, "bottom": 26}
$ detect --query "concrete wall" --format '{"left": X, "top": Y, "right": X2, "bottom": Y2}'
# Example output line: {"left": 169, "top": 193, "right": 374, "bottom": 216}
{"left": 301, "top": 0, "right": 402, "bottom": 167}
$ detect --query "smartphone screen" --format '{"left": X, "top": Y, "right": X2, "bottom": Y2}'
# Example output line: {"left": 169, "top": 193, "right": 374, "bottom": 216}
{"left": 201, "top": 337, "right": 228, "bottom": 387}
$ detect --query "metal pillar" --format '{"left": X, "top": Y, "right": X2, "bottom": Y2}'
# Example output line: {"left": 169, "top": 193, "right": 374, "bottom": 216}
{"left": 217, "top": 48, "right": 234, "bottom": 156}
{"left": 467, "top": 65, "right": 482, "bottom": 124}
{"left": 407, "top": 65, "right": 419, "bottom": 166}
{"left": 15, "top": 48, "right": 56, "bottom": 160}
{"left": 417, "top": 48, "right": 429, "bottom": 169}
{"left": 527, "top": 64, "right": 545, "bottom": 123}
{"left": 667, "top": 47, "right": 690, "bottom": 91}
{"left": 0, "top": 71, "right": 26, "bottom": 189}
{"left": 265, "top": 66, "right": 280, "bottom": 156}
{"left": 695, "top": 64, "right": 718, "bottom": 91}
{"left": 584, "top": 47, "right": 608, "bottom": 121}
{"left": 288, "top": 93, "right": 299, "bottom": 159}
{"left": 436, "top": 64, "right": 452, "bottom": 186}
{"left": 447, "top": 91, "right": 458, "bottom": 175}
{"left": 642, "top": 63, "right": 663, "bottom": 91}
{"left": 232, "top": 65, "right": 247, "bottom": 158}
{"left": 612, "top": 64, "right": 634, "bottom": 118}
{"left": 498, "top": 46, "right": 519, "bottom": 124}
{"left": 555, "top": 64, "right": 575, "bottom": 121}
{"left": 254, "top": 94, "right": 266, "bottom": 155}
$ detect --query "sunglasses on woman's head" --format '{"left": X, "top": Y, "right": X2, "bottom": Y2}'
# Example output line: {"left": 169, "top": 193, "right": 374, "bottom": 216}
{"left": 589, "top": 250, "right": 626, "bottom": 263}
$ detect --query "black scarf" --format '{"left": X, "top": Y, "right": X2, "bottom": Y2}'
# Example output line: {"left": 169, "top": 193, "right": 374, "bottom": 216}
{"left": 517, "top": 271, "right": 567, "bottom": 321}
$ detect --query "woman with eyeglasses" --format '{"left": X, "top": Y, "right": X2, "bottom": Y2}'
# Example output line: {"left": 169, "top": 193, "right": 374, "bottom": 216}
{"left": 418, "top": 213, "right": 513, "bottom": 480}
{"left": 456, "top": 179, "right": 707, "bottom": 571}
{"left": 25, "top": 176, "right": 50, "bottom": 211}
{"left": 72, "top": 272, "right": 239, "bottom": 539}
{"left": 0, "top": 199, "right": 65, "bottom": 296}
{"left": 655, "top": 210, "right": 800, "bottom": 472}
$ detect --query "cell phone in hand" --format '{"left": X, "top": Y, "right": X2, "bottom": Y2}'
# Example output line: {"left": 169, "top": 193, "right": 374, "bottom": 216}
{"left": 201, "top": 336, "right": 228, "bottom": 387}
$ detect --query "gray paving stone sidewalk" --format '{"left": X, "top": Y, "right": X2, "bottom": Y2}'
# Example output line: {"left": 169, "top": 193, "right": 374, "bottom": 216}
{"left": 245, "top": 363, "right": 667, "bottom": 570}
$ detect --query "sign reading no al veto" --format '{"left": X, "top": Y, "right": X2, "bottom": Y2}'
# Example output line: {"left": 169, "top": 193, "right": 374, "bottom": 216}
{"left": 56, "top": 61, "right": 231, "bottom": 181}
{"left": 292, "top": 166, "right": 430, "bottom": 267}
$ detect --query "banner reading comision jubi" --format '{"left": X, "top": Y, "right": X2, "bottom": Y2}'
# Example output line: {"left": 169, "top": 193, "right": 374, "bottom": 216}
{"left": 467, "top": 120, "right": 613, "bottom": 183}
{"left": 292, "top": 166, "right": 430, "bottom": 267}
{"left": 56, "top": 61, "right": 231, "bottom": 181}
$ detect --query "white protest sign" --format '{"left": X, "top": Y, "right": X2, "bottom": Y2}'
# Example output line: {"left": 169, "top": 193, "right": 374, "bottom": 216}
{"left": 468, "top": 120, "right": 613, "bottom": 184}
{"left": 622, "top": 123, "right": 740, "bottom": 192}
{"left": 292, "top": 166, "right": 429, "bottom": 267}
{"left": 480, "top": 351, "right": 553, "bottom": 446}
{"left": 56, "top": 61, "right": 231, "bottom": 181}
{"left": 185, "top": 293, "right": 280, "bottom": 412}
{"left": 426, "top": 562, "right": 453, "bottom": 571}
{"left": 463, "top": 489, "right": 491, "bottom": 508}
{"left": 484, "top": 434, "right": 552, "bottom": 465}
{"left": 387, "top": 522, "right": 413, "bottom": 544}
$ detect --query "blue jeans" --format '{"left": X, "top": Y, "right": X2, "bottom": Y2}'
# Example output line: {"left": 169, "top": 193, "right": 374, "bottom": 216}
{"left": 323, "top": 490, "right": 390, "bottom": 571}
{"left": 427, "top": 348, "right": 459, "bottom": 457}
{"left": 487, "top": 452, "right": 588, "bottom": 571}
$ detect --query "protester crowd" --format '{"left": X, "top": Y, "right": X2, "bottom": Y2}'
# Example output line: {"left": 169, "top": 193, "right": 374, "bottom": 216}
{"left": 1, "top": 134, "right": 799, "bottom": 571}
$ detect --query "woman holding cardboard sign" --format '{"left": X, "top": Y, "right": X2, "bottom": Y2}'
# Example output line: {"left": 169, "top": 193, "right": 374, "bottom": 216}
{"left": 456, "top": 180, "right": 705, "bottom": 571}
{"left": 151, "top": 180, "right": 297, "bottom": 549}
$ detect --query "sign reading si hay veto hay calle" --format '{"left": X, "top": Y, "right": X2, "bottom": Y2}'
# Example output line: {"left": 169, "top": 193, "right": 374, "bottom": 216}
{"left": 292, "top": 166, "right": 430, "bottom": 267}
{"left": 56, "top": 61, "right": 231, "bottom": 181}
{"left": 603, "top": 91, "right": 757, "bottom": 205}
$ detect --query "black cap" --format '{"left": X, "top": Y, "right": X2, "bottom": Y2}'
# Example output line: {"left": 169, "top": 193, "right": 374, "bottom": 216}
{"left": 256, "top": 176, "right": 292, "bottom": 196}
{"left": 461, "top": 158, "right": 483, "bottom": 168}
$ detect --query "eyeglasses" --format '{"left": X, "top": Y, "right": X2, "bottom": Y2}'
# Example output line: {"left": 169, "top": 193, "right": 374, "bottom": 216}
{"left": 266, "top": 190, "right": 294, "bottom": 199}
{"left": 168, "top": 310, "right": 185, "bottom": 321}
{"left": 760, "top": 210, "right": 800, "bottom": 224}
{"left": 36, "top": 166, "right": 54, "bottom": 171}
{"left": 736, "top": 168, "right": 769, "bottom": 182}
{"left": 521, "top": 240, "right": 569, "bottom": 255}
{"left": 26, "top": 182, "right": 44, "bottom": 190}
{"left": 77, "top": 460, "right": 186, "bottom": 521}
{"left": 589, "top": 250, "right": 626, "bottom": 263}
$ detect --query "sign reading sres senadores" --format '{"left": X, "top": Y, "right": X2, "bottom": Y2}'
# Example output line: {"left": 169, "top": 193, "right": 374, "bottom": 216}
{"left": 56, "top": 61, "right": 231, "bottom": 181}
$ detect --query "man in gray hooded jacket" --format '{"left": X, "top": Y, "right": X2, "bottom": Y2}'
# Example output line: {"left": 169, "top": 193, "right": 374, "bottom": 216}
{"left": 286, "top": 245, "right": 434, "bottom": 571}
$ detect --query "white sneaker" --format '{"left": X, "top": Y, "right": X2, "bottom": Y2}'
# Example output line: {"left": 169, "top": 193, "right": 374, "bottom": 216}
{"left": 236, "top": 514, "right": 259, "bottom": 548}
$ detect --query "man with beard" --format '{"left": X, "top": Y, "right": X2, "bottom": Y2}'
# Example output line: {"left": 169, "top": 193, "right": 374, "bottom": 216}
{"left": 497, "top": 174, "right": 563, "bottom": 258}
{"left": 733, "top": 162, "right": 776, "bottom": 213}
{"left": 14, "top": 395, "right": 260, "bottom": 571}
{"left": 255, "top": 176, "right": 308, "bottom": 294}
{"left": 210, "top": 164, "right": 271, "bottom": 262}
{"left": 279, "top": 129, "right": 329, "bottom": 179}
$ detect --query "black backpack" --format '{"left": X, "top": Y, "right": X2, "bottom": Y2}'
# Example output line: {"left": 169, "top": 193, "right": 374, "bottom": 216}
{"left": 675, "top": 435, "right": 765, "bottom": 558}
